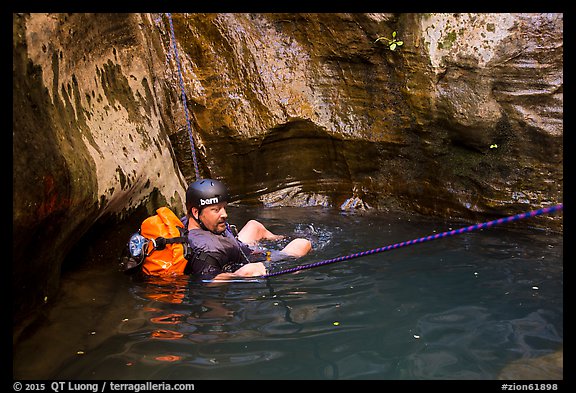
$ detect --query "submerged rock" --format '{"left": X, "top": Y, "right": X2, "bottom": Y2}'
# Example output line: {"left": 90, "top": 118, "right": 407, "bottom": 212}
{"left": 498, "top": 349, "right": 563, "bottom": 380}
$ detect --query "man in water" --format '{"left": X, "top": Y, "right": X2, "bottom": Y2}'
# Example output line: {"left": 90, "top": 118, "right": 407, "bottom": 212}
{"left": 182, "top": 178, "right": 312, "bottom": 280}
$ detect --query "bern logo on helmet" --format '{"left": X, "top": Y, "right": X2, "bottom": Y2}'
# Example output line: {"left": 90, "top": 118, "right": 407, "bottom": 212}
{"left": 199, "top": 197, "right": 219, "bottom": 206}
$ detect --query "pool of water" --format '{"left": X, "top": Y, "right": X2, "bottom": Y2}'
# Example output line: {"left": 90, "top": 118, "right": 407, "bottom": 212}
{"left": 13, "top": 206, "right": 563, "bottom": 380}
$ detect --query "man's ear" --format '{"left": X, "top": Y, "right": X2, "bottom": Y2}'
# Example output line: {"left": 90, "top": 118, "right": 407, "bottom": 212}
{"left": 191, "top": 207, "right": 200, "bottom": 220}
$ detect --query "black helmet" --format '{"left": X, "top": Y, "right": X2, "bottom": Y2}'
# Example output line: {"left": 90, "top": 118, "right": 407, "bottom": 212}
{"left": 186, "top": 179, "right": 229, "bottom": 212}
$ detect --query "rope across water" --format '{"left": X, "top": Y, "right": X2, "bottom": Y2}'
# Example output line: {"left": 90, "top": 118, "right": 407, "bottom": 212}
{"left": 263, "top": 203, "right": 563, "bottom": 278}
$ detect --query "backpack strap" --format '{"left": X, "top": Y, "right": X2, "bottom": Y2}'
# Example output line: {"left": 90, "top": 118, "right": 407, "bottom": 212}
{"left": 151, "top": 226, "right": 189, "bottom": 250}
{"left": 151, "top": 236, "right": 188, "bottom": 250}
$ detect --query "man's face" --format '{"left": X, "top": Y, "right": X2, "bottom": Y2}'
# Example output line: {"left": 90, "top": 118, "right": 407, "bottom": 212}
{"left": 197, "top": 202, "right": 228, "bottom": 234}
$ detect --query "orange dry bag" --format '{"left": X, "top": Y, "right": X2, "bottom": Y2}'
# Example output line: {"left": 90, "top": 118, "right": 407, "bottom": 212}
{"left": 124, "top": 207, "right": 190, "bottom": 276}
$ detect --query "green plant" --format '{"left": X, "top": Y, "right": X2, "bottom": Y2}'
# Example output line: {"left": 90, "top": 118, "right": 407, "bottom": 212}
{"left": 374, "top": 31, "right": 404, "bottom": 51}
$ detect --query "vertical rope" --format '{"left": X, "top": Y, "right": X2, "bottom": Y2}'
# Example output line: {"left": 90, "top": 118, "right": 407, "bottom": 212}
{"left": 166, "top": 13, "right": 201, "bottom": 180}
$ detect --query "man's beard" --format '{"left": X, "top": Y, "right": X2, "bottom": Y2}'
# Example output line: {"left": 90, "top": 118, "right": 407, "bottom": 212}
{"left": 213, "top": 220, "right": 227, "bottom": 235}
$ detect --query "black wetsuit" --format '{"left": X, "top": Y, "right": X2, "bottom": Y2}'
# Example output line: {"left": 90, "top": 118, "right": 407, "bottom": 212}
{"left": 181, "top": 216, "right": 265, "bottom": 279}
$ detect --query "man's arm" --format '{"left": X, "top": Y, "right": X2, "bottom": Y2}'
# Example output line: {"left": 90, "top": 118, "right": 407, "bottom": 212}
{"left": 211, "top": 262, "right": 267, "bottom": 281}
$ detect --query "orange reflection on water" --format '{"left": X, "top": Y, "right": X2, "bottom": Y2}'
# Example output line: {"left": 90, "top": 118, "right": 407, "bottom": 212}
{"left": 155, "top": 355, "right": 183, "bottom": 362}
{"left": 145, "top": 293, "right": 185, "bottom": 304}
{"left": 142, "top": 275, "right": 190, "bottom": 304}
{"left": 151, "top": 329, "right": 184, "bottom": 340}
{"left": 150, "top": 313, "right": 185, "bottom": 324}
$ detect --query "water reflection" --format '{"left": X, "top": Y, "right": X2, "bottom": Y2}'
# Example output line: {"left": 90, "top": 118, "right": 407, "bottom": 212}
{"left": 13, "top": 206, "right": 562, "bottom": 380}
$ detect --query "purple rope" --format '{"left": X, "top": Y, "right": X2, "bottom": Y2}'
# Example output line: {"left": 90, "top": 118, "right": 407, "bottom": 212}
{"left": 166, "top": 13, "right": 201, "bottom": 180}
{"left": 263, "top": 203, "right": 563, "bottom": 278}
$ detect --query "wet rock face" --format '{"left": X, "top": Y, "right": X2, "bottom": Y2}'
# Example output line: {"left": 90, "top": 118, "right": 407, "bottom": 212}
{"left": 13, "top": 13, "right": 562, "bottom": 335}
{"left": 400, "top": 13, "right": 563, "bottom": 218}
{"left": 12, "top": 13, "right": 188, "bottom": 333}
{"left": 167, "top": 13, "right": 562, "bottom": 220}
